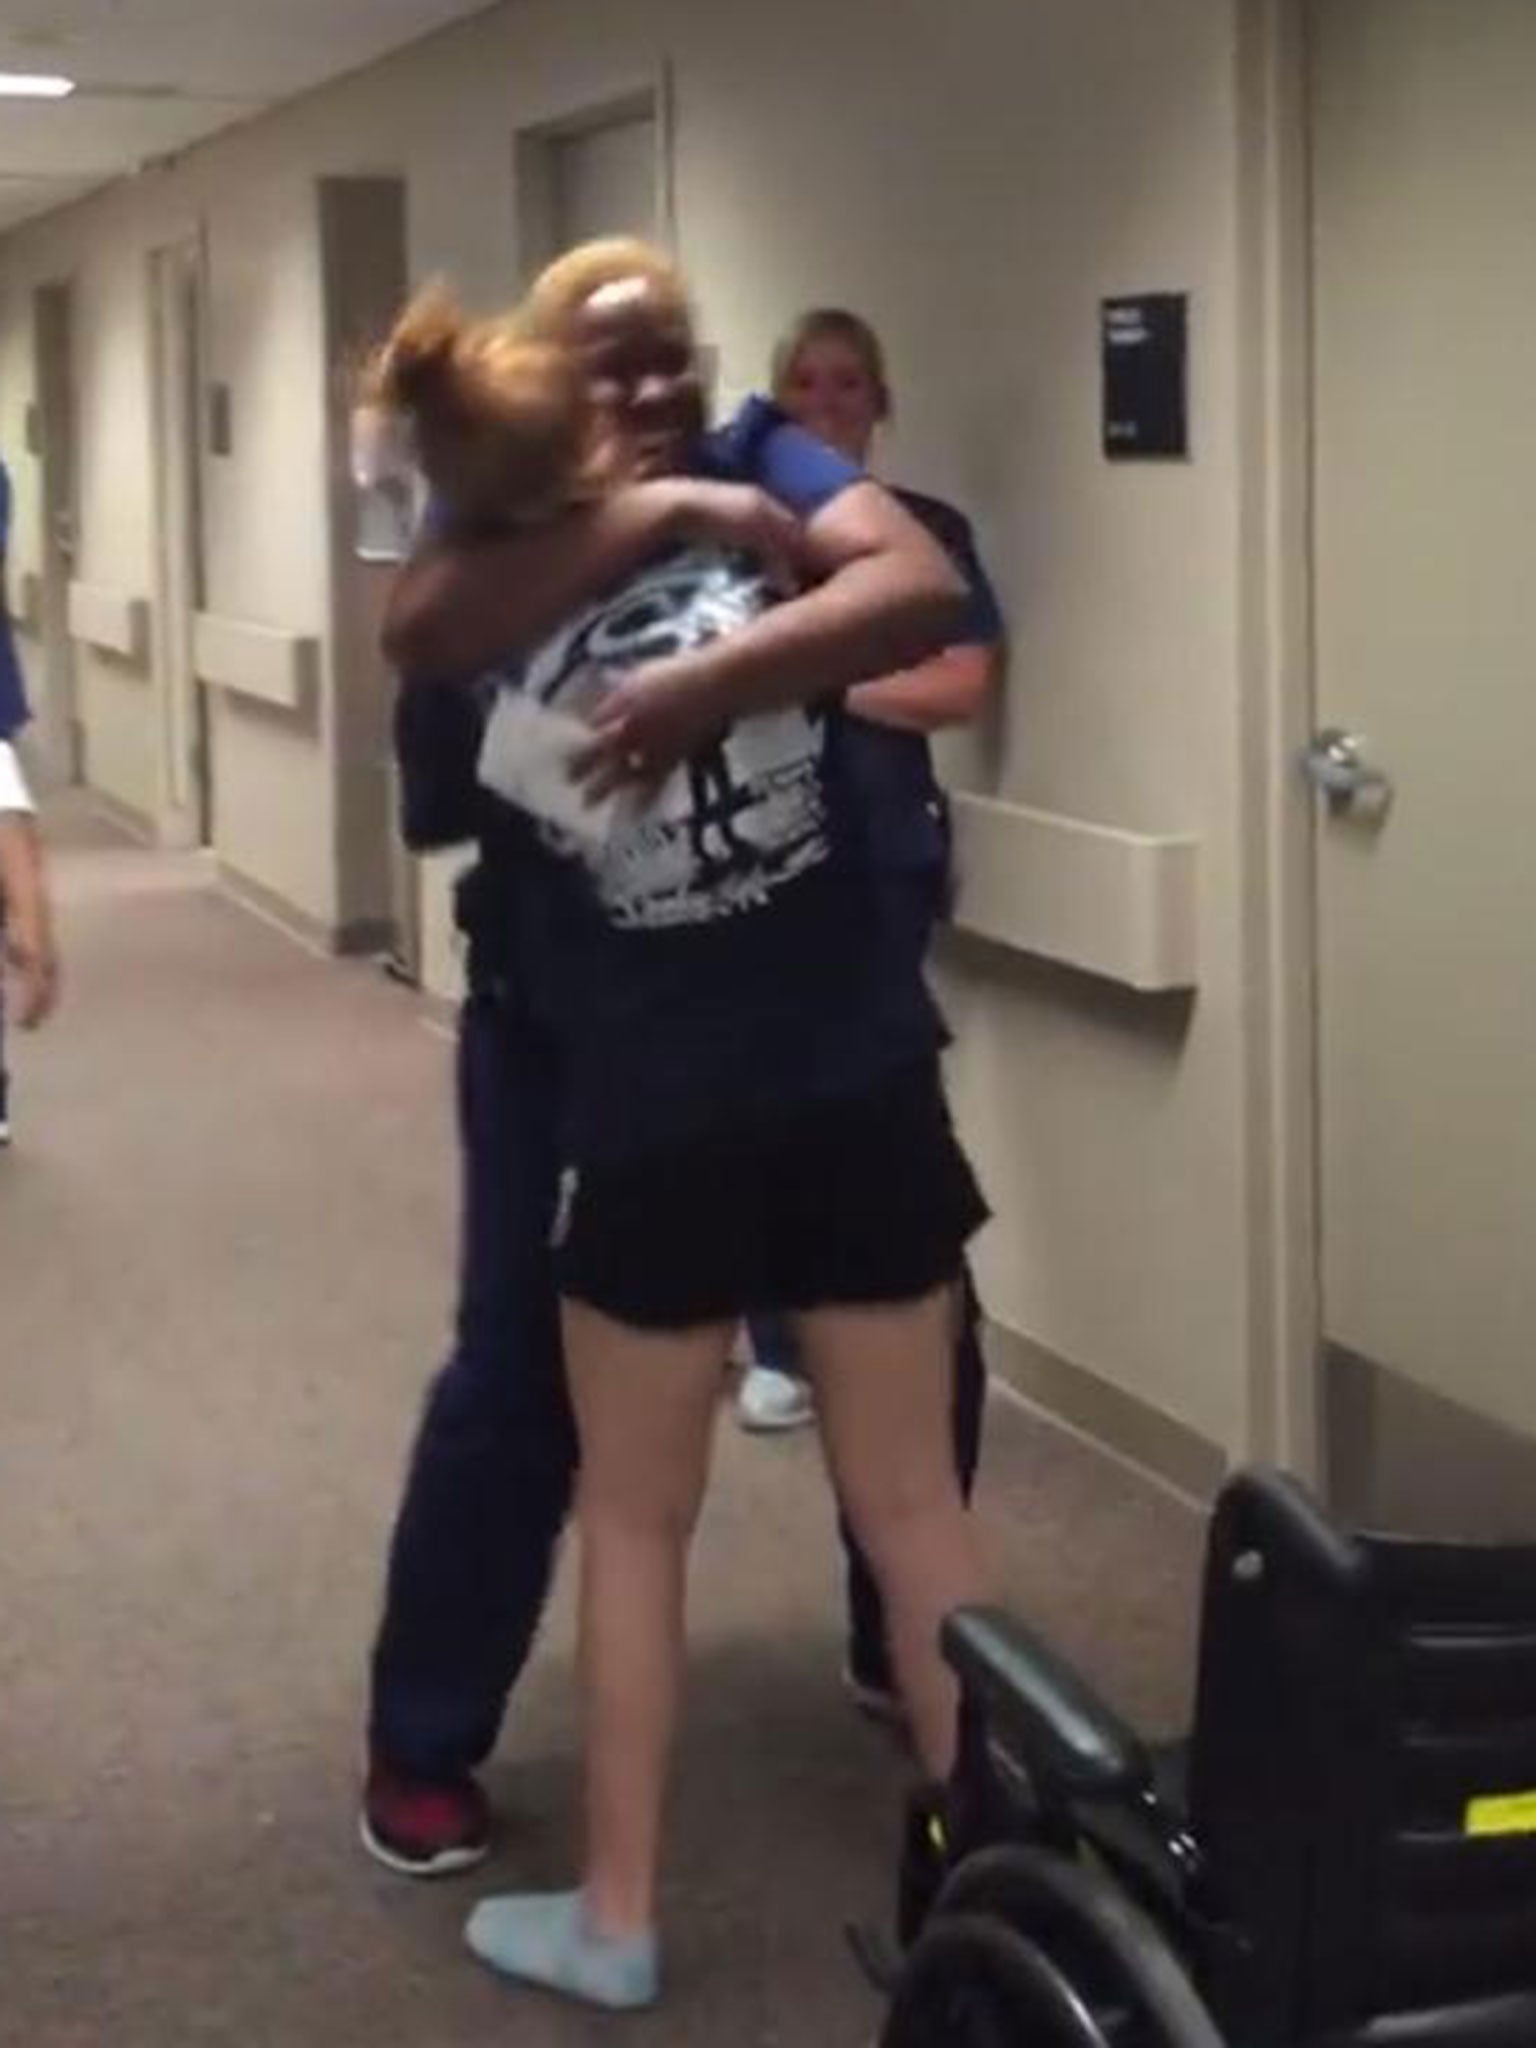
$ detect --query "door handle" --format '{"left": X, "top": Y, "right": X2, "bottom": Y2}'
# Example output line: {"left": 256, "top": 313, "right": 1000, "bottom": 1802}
{"left": 1302, "top": 728, "right": 1394, "bottom": 816}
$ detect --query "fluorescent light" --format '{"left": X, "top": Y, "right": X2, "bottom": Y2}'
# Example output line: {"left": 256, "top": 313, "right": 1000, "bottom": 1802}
{"left": 0, "top": 72, "right": 77, "bottom": 99}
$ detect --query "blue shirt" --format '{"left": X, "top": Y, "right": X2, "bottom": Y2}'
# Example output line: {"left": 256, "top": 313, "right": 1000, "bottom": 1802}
{"left": 831, "top": 487, "right": 1002, "bottom": 882}
{"left": 0, "top": 459, "right": 30, "bottom": 741}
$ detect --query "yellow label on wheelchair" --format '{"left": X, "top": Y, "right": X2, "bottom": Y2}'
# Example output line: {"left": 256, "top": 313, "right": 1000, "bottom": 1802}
{"left": 1466, "top": 1790, "right": 1536, "bottom": 1837}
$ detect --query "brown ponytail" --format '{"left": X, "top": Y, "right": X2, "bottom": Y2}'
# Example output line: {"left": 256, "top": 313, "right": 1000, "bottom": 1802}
{"left": 367, "top": 284, "right": 606, "bottom": 531}
{"left": 368, "top": 284, "right": 464, "bottom": 420}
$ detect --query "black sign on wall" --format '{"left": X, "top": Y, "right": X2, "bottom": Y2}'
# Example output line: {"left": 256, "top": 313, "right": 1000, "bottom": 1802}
{"left": 1102, "top": 293, "right": 1189, "bottom": 460}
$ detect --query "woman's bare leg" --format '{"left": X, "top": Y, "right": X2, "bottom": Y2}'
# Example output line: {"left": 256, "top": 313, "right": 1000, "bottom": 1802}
{"left": 795, "top": 1287, "right": 988, "bottom": 1779}
{"left": 563, "top": 1301, "right": 732, "bottom": 1935}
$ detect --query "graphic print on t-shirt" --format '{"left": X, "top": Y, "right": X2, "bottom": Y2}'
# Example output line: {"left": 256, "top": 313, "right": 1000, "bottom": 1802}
{"left": 511, "top": 547, "right": 830, "bottom": 931}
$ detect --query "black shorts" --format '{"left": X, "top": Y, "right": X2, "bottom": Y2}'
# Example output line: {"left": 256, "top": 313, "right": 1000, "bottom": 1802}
{"left": 552, "top": 1059, "right": 989, "bottom": 1331}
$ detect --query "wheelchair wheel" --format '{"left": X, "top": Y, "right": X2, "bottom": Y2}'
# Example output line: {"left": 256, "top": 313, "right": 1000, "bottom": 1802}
{"left": 930, "top": 1845, "right": 1225, "bottom": 2048}
{"left": 881, "top": 1913, "right": 1114, "bottom": 2048}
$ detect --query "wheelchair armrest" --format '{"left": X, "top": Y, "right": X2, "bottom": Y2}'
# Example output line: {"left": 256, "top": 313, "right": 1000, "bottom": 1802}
{"left": 1215, "top": 1467, "right": 1369, "bottom": 1597}
{"left": 943, "top": 1606, "right": 1153, "bottom": 1803}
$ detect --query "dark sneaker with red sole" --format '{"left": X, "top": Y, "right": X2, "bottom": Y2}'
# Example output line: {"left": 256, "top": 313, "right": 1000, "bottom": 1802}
{"left": 360, "top": 1761, "right": 491, "bottom": 1878}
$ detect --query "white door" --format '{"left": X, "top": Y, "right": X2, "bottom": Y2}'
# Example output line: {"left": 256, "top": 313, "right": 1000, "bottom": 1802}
{"left": 549, "top": 111, "right": 658, "bottom": 249}
{"left": 516, "top": 99, "right": 660, "bottom": 283}
{"left": 1309, "top": 0, "right": 1536, "bottom": 1532}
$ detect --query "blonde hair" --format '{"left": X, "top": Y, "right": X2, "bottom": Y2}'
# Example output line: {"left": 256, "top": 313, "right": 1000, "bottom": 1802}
{"left": 520, "top": 236, "right": 694, "bottom": 348}
{"left": 771, "top": 307, "right": 892, "bottom": 422}
{"left": 366, "top": 283, "right": 604, "bottom": 530}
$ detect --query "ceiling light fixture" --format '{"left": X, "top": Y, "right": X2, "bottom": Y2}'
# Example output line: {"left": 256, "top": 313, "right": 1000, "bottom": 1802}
{"left": 0, "top": 71, "right": 77, "bottom": 99}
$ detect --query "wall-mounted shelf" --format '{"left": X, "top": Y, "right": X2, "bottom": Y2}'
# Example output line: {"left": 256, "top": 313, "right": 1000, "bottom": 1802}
{"left": 948, "top": 792, "right": 1200, "bottom": 993}
{"left": 67, "top": 582, "right": 151, "bottom": 665}
{"left": 193, "top": 613, "right": 320, "bottom": 712}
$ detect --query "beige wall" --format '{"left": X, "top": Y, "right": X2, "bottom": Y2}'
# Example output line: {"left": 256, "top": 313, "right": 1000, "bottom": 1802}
{"left": 0, "top": 0, "right": 1265, "bottom": 1463}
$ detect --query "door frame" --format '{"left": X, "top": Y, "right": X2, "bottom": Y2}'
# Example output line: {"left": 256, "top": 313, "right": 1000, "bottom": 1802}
{"left": 1234, "top": 0, "right": 1324, "bottom": 1483}
{"left": 319, "top": 173, "right": 413, "bottom": 967}
{"left": 146, "top": 234, "right": 211, "bottom": 849}
{"left": 511, "top": 61, "right": 677, "bottom": 287}
{"left": 32, "top": 277, "right": 81, "bottom": 787}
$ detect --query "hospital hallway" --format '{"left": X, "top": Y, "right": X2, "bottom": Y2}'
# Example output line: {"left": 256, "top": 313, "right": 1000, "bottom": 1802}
{"left": 0, "top": 800, "right": 1202, "bottom": 2048}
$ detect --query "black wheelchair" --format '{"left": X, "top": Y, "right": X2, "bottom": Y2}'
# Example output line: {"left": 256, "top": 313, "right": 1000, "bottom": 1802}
{"left": 874, "top": 1466, "right": 1536, "bottom": 2047}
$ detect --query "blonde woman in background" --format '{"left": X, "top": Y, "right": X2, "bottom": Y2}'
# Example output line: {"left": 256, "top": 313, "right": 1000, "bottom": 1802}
{"left": 739, "top": 307, "right": 1003, "bottom": 1718}
{"left": 0, "top": 458, "right": 57, "bottom": 1135}
{"left": 0, "top": 737, "right": 60, "bottom": 1134}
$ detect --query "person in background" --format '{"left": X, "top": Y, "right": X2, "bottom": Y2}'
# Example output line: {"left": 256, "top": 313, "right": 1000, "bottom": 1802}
{"left": 738, "top": 305, "right": 1003, "bottom": 1698}
{"left": 0, "top": 736, "right": 60, "bottom": 1123}
{"left": 0, "top": 452, "right": 50, "bottom": 1137}
{"left": 742, "top": 308, "right": 1003, "bottom": 1433}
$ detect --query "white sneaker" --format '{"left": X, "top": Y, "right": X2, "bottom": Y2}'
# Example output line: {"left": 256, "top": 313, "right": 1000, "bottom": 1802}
{"left": 736, "top": 1365, "right": 816, "bottom": 1434}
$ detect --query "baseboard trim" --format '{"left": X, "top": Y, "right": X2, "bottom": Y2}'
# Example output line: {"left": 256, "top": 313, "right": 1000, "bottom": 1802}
{"left": 983, "top": 1317, "right": 1227, "bottom": 1507}
{"left": 1326, "top": 1347, "right": 1536, "bottom": 1540}
{"left": 335, "top": 916, "right": 394, "bottom": 960}
{"left": 85, "top": 787, "right": 158, "bottom": 846}
{"left": 416, "top": 988, "right": 457, "bottom": 1033}
{"left": 218, "top": 863, "right": 397, "bottom": 961}
{"left": 216, "top": 862, "right": 339, "bottom": 957}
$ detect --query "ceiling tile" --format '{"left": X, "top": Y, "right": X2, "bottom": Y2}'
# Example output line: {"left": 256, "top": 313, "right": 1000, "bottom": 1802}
{"left": 0, "top": 0, "right": 497, "bottom": 230}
